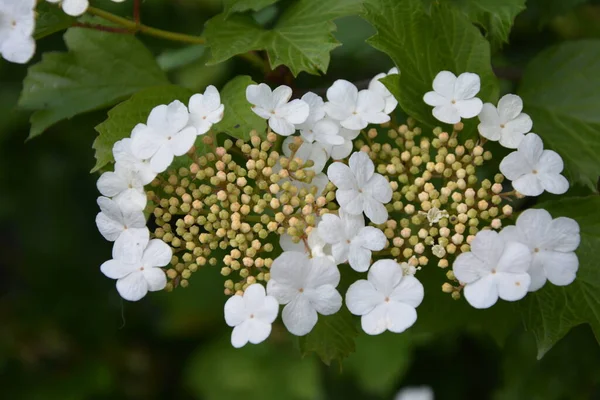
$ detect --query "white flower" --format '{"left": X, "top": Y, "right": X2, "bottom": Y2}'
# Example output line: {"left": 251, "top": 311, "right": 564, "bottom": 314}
{"left": 0, "top": 0, "right": 36, "bottom": 64}
{"left": 224, "top": 284, "right": 279, "bottom": 348}
{"left": 130, "top": 100, "right": 197, "bottom": 173}
{"left": 112, "top": 138, "right": 156, "bottom": 185}
{"left": 296, "top": 92, "right": 326, "bottom": 136}
{"left": 318, "top": 210, "right": 386, "bottom": 272}
{"left": 100, "top": 238, "right": 171, "bottom": 301}
{"left": 282, "top": 136, "right": 329, "bottom": 174}
{"left": 324, "top": 80, "right": 390, "bottom": 130}
{"left": 267, "top": 251, "right": 342, "bottom": 336}
{"left": 188, "top": 85, "right": 224, "bottom": 135}
{"left": 369, "top": 67, "right": 399, "bottom": 114}
{"left": 500, "top": 209, "right": 579, "bottom": 292}
{"left": 46, "top": 0, "right": 88, "bottom": 17}
{"left": 246, "top": 83, "right": 309, "bottom": 136}
{"left": 499, "top": 133, "right": 569, "bottom": 196}
{"left": 279, "top": 228, "right": 334, "bottom": 262}
{"left": 96, "top": 164, "right": 147, "bottom": 212}
{"left": 423, "top": 71, "right": 483, "bottom": 124}
{"left": 327, "top": 151, "right": 392, "bottom": 224}
{"left": 420, "top": 207, "right": 449, "bottom": 226}
{"left": 323, "top": 127, "right": 360, "bottom": 160}
{"left": 477, "top": 94, "right": 533, "bottom": 149}
{"left": 453, "top": 230, "right": 532, "bottom": 309}
{"left": 95, "top": 196, "right": 149, "bottom": 261}
{"left": 346, "top": 259, "right": 424, "bottom": 335}
{"left": 394, "top": 386, "right": 434, "bottom": 400}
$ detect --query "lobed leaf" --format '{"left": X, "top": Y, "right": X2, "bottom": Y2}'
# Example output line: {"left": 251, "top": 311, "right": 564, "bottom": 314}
{"left": 223, "top": 0, "right": 280, "bottom": 17}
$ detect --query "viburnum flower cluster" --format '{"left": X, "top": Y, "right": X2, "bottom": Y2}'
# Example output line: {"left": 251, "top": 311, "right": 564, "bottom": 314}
{"left": 92, "top": 68, "right": 580, "bottom": 349}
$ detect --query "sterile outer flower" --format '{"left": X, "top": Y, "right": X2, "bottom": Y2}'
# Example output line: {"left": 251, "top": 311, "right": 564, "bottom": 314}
{"left": 394, "top": 386, "right": 435, "bottom": 400}
{"left": 112, "top": 138, "right": 156, "bottom": 185}
{"left": 130, "top": 100, "right": 197, "bottom": 173}
{"left": 46, "top": 0, "right": 89, "bottom": 16}
{"left": 453, "top": 230, "right": 532, "bottom": 309}
{"left": 423, "top": 71, "right": 483, "bottom": 124}
{"left": 346, "top": 259, "right": 424, "bottom": 335}
{"left": 96, "top": 164, "right": 147, "bottom": 212}
{"left": 500, "top": 208, "right": 580, "bottom": 292}
{"left": 224, "top": 284, "right": 279, "bottom": 348}
{"left": 279, "top": 228, "right": 334, "bottom": 262}
{"left": 296, "top": 92, "right": 326, "bottom": 137}
{"left": 282, "top": 136, "right": 329, "bottom": 174}
{"left": 324, "top": 80, "right": 390, "bottom": 130}
{"left": 327, "top": 151, "right": 392, "bottom": 224}
{"left": 369, "top": 67, "right": 399, "bottom": 114}
{"left": 499, "top": 133, "right": 569, "bottom": 196}
{"left": 188, "top": 85, "right": 224, "bottom": 135}
{"left": 323, "top": 127, "right": 360, "bottom": 161}
{"left": 246, "top": 83, "right": 309, "bottom": 136}
{"left": 478, "top": 94, "right": 533, "bottom": 149}
{"left": 0, "top": 0, "right": 36, "bottom": 64}
{"left": 318, "top": 210, "right": 386, "bottom": 272}
{"left": 267, "top": 251, "right": 342, "bottom": 336}
{"left": 95, "top": 196, "right": 149, "bottom": 261}
{"left": 100, "top": 239, "right": 171, "bottom": 301}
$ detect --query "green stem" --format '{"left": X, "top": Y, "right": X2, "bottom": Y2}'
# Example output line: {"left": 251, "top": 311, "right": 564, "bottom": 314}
{"left": 86, "top": 6, "right": 206, "bottom": 45}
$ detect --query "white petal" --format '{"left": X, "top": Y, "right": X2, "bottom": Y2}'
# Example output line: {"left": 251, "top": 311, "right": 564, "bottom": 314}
{"left": 271, "top": 85, "right": 293, "bottom": 108}
{"left": 305, "top": 256, "right": 340, "bottom": 288}
{"left": 224, "top": 294, "right": 247, "bottom": 327}
{"left": 279, "top": 234, "right": 306, "bottom": 253}
{"left": 326, "top": 80, "right": 358, "bottom": 114}
{"left": 549, "top": 217, "right": 580, "bottom": 252}
{"left": 96, "top": 212, "right": 124, "bottom": 241}
{"left": 269, "top": 116, "right": 296, "bottom": 136}
{"left": 356, "top": 89, "right": 385, "bottom": 113}
{"left": 282, "top": 296, "right": 318, "bottom": 336}
{"left": 363, "top": 196, "right": 388, "bottom": 224}
{"left": 62, "top": 0, "right": 89, "bottom": 16}
{"left": 463, "top": 275, "right": 499, "bottom": 309}
{"left": 538, "top": 150, "right": 564, "bottom": 174}
{"left": 384, "top": 96, "right": 398, "bottom": 114}
{"left": 498, "top": 128, "right": 526, "bottom": 149}
{"left": 432, "top": 71, "right": 456, "bottom": 99}
{"left": 346, "top": 280, "right": 384, "bottom": 316}
{"left": 305, "top": 285, "right": 342, "bottom": 315}
{"left": 337, "top": 189, "right": 363, "bottom": 214}
{"left": 478, "top": 103, "right": 500, "bottom": 126}
{"left": 266, "top": 279, "right": 297, "bottom": 305}
{"left": 247, "top": 319, "right": 272, "bottom": 344}
{"left": 349, "top": 151, "right": 374, "bottom": 188}
{"left": 360, "top": 303, "right": 389, "bottom": 335}
{"left": 496, "top": 272, "right": 530, "bottom": 301}
{"left": 113, "top": 228, "right": 150, "bottom": 263}
{"left": 454, "top": 72, "right": 481, "bottom": 100}
{"left": 540, "top": 251, "right": 578, "bottom": 287}
{"left": 331, "top": 242, "right": 349, "bottom": 264}
{"left": 277, "top": 99, "right": 309, "bottom": 124}
{"left": 243, "top": 283, "right": 267, "bottom": 311}
{"left": 519, "top": 133, "right": 544, "bottom": 165}
{"left": 142, "top": 239, "right": 172, "bottom": 267}
{"left": 318, "top": 214, "right": 344, "bottom": 244}
{"left": 246, "top": 83, "right": 272, "bottom": 109}
{"left": 113, "top": 189, "right": 147, "bottom": 213}
{"left": 384, "top": 301, "right": 418, "bottom": 334}
{"left": 257, "top": 296, "right": 279, "bottom": 324}
{"left": 390, "top": 275, "right": 424, "bottom": 308}
{"left": 270, "top": 251, "right": 309, "bottom": 289}
{"left": 455, "top": 98, "right": 483, "bottom": 119}
{"left": 423, "top": 91, "right": 449, "bottom": 107}
{"left": 150, "top": 145, "right": 174, "bottom": 173}
{"left": 513, "top": 174, "right": 544, "bottom": 196}
{"left": 300, "top": 92, "right": 326, "bottom": 124}
{"left": 527, "top": 258, "right": 547, "bottom": 292}
{"left": 363, "top": 173, "right": 392, "bottom": 203}
{"left": 130, "top": 125, "right": 163, "bottom": 160}
{"left": 101, "top": 259, "right": 137, "bottom": 280}
{"left": 116, "top": 272, "right": 149, "bottom": 301}
{"left": 327, "top": 162, "right": 357, "bottom": 190}
{"left": 478, "top": 124, "right": 502, "bottom": 142}
{"left": 499, "top": 151, "right": 531, "bottom": 181}
{"left": 432, "top": 104, "right": 461, "bottom": 124}
{"left": 1, "top": 34, "right": 35, "bottom": 64}
{"left": 504, "top": 112, "right": 532, "bottom": 135}
{"left": 231, "top": 323, "right": 250, "bottom": 348}
{"left": 341, "top": 210, "right": 365, "bottom": 238}
{"left": 496, "top": 241, "right": 532, "bottom": 274}
{"left": 538, "top": 173, "right": 569, "bottom": 195}
{"left": 96, "top": 171, "right": 126, "bottom": 197}
{"left": 341, "top": 114, "right": 368, "bottom": 130}
{"left": 348, "top": 245, "right": 372, "bottom": 272}
{"left": 143, "top": 267, "right": 167, "bottom": 292}
{"left": 470, "top": 230, "right": 504, "bottom": 267}
{"left": 329, "top": 140, "right": 353, "bottom": 160}
{"left": 368, "top": 259, "right": 403, "bottom": 296}
{"left": 356, "top": 226, "right": 386, "bottom": 251}
{"left": 453, "top": 252, "right": 486, "bottom": 284}
{"left": 169, "top": 127, "right": 197, "bottom": 156}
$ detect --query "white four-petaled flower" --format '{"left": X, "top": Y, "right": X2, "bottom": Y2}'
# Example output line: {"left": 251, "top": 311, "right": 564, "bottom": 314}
{"left": 318, "top": 210, "right": 386, "bottom": 272}
{"left": 478, "top": 94, "right": 533, "bottom": 149}
{"left": 267, "top": 251, "right": 342, "bottom": 336}
{"left": 130, "top": 100, "right": 197, "bottom": 173}
{"left": 423, "top": 71, "right": 483, "bottom": 124}
{"left": 246, "top": 84, "right": 309, "bottom": 136}
{"left": 0, "top": 0, "right": 36, "bottom": 64}
{"left": 325, "top": 80, "right": 390, "bottom": 130}
{"left": 327, "top": 151, "right": 392, "bottom": 224}
{"left": 112, "top": 138, "right": 157, "bottom": 185}
{"left": 453, "top": 230, "right": 532, "bottom": 309}
{"left": 188, "top": 85, "right": 224, "bottom": 135}
{"left": 100, "top": 238, "right": 171, "bottom": 301}
{"left": 368, "top": 67, "right": 399, "bottom": 115}
{"left": 499, "top": 133, "right": 569, "bottom": 196}
{"left": 500, "top": 208, "right": 579, "bottom": 292}
{"left": 346, "top": 259, "right": 424, "bottom": 335}
{"left": 224, "top": 284, "right": 279, "bottom": 348}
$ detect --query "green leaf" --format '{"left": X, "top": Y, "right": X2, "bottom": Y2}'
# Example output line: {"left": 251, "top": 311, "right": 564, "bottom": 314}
{"left": 362, "top": 0, "right": 499, "bottom": 132}
{"left": 34, "top": 3, "right": 75, "bottom": 39}
{"left": 212, "top": 76, "right": 267, "bottom": 141}
{"left": 449, "top": 0, "right": 527, "bottom": 50}
{"left": 344, "top": 332, "right": 414, "bottom": 396}
{"left": 185, "top": 337, "right": 322, "bottom": 400}
{"left": 223, "top": 0, "right": 279, "bottom": 16}
{"left": 518, "top": 40, "right": 600, "bottom": 190}
{"left": 92, "top": 85, "right": 194, "bottom": 172}
{"left": 19, "top": 27, "right": 168, "bottom": 139}
{"left": 205, "top": 0, "right": 364, "bottom": 76}
{"left": 298, "top": 306, "right": 359, "bottom": 365}
{"left": 519, "top": 196, "right": 600, "bottom": 358}
{"left": 527, "top": 0, "right": 588, "bottom": 24}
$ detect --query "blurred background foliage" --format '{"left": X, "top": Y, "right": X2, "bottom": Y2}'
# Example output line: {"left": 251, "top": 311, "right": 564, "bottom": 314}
{"left": 1, "top": 0, "right": 600, "bottom": 399}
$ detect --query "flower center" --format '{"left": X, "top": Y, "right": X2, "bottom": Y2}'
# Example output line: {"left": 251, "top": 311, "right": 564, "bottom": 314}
{"left": 532, "top": 169, "right": 538, "bottom": 174}
{"left": 128, "top": 184, "right": 133, "bottom": 189}
{"left": 515, "top": 281, "right": 521, "bottom": 286}
{"left": 491, "top": 268, "right": 497, "bottom": 274}
{"left": 139, "top": 266, "right": 145, "bottom": 271}
{"left": 500, "top": 123, "right": 505, "bottom": 128}
{"left": 298, "top": 288, "right": 304, "bottom": 293}
{"left": 451, "top": 99, "right": 456, "bottom": 104}
{"left": 202, "top": 115, "right": 207, "bottom": 120}
{"left": 534, "top": 248, "right": 540, "bottom": 253}
{"left": 123, "top": 225, "right": 128, "bottom": 230}
{"left": 346, "top": 239, "right": 351, "bottom": 244}
{"left": 270, "top": 110, "right": 276, "bottom": 115}
{"left": 384, "top": 297, "right": 390, "bottom": 303}
{"left": 249, "top": 314, "right": 255, "bottom": 319}
{"left": 167, "top": 136, "right": 172, "bottom": 140}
